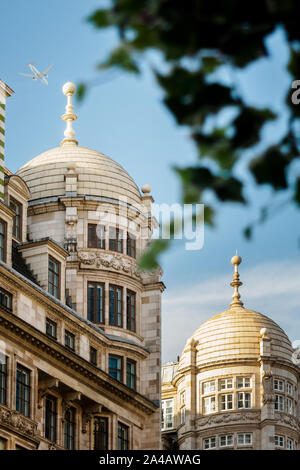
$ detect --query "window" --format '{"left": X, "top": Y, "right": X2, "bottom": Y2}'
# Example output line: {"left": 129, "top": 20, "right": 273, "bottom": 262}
{"left": 0, "top": 438, "right": 7, "bottom": 450}
{"left": 65, "top": 330, "right": 75, "bottom": 351}
{"left": 48, "top": 256, "right": 60, "bottom": 299}
{"left": 126, "top": 290, "right": 136, "bottom": 332}
{"left": 274, "top": 379, "right": 284, "bottom": 392}
{"left": 45, "top": 395, "right": 57, "bottom": 442}
{"left": 203, "top": 437, "right": 216, "bottom": 450}
{"left": 203, "top": 396, "right": 216, "bottom": 414}
{"left": 109, "top": 285, "right": 123, "bottom": 327}
{"left": 126, "top": 359, "right": 136, "bottom": 390}
{"left": 88, "top": 282, "right": 105, "bottom": 324}
{"left": 221, "top": 393, "right": 233, "bottom": 410}
{"left": 237, "top": 392, "right": 251, "bottom": 409}
{"left": 237, "top": 377, "right": 251, "bottom": 388}
{"left": 64, "top": 407, "right": 76, "bottom": 450}
{"left": 275, "top": 435, "right": 284, "bottom": 448}
{"left": 0, "top": 288, "right": 12, "bottom": 312}
{"left": 16, "top": 364, "right": 31, "bottom": 417}
{"left": 90, "top": 347, "right": 97, "bottom": 366}
{"left": 180, "top": 391, "right": 186, "bottom": 405}
{"left": 287, "top": 438, "right": 294, "bottom": 450}
{"left": 0, "top": 354, "right": 7, "bottom": 405}
{"left": 237, "top": 433, "right": 252, "bottom": 446}
{"left": 286, "top": 383, "right": 293, "bottom": 396}
{"left": 0, "top": 219, "right": 7, "bottom": 262}
{"left": 10, "top": 197, "right": 22, "bottom": 240}
{"left": 109, "top": 355, "right": 123, "bottom": 382}
{"left": 88, "top": 224, "right": 105, "bottom": 249}
{"left": 118, "top": 422, "right": 129, "bottom": 450}
{"left": 219, "top": 435, "right": 233, "bottom": 447}
{"left": 126, "top": 233, "right": 136, "bottom": 258}
{"left": 94, "top": 417, "right": 108, "bottom": 450}
{"left": 286, "top": 397, "right": 293, "bottom": 415}
{"left": 109, "top": 227, "right": 123, "bottom": 253}
{"left": 220, "top": 378, "right": 233, "bottom": 390}
{"left": 203, "top": 381, "right": 216, "bottom": 394}
{"left": 161, "top": 399, "right": 174, "bottom": 430}
{"left": 180, "top": 407, "right": 186, "bottom": 425}
{"left": 46, "top": 318, "right": 57, "bottom": 340}
{"left": 275, "top": 394, "right": 284, "bottom": 412}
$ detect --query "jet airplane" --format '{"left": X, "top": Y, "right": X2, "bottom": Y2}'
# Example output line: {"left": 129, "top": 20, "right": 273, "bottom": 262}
{"left": 19, "top": 62, "right": 53, "bottom": 85}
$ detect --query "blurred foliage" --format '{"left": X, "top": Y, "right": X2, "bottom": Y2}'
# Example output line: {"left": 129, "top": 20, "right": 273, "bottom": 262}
{"left": 81, "top": 1, "right": 300, "bottom": 268}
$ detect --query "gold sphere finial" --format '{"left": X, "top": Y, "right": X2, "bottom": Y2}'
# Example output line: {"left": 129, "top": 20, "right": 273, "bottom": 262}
{"left": 61, "top": 82, "right": 78, "bottom": 146}
{"left": 230, "top": 251, "right": 244, "bottom": 309}
{"left": 231, "top": 254, "right": 242, "bottom": 266}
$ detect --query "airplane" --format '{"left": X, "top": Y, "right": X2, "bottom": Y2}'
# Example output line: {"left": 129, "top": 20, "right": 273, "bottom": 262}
{"left": 19, "top": 62, "right": 53, "bottom": 85}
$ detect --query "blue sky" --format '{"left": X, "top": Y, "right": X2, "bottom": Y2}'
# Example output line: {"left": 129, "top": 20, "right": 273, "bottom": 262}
{"left": 1, "top": 1, "right": 300, "bottom": 361}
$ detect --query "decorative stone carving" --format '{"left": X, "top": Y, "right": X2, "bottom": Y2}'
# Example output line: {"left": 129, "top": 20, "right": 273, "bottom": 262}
{"left": 262, "top": 370, "right": 275, "bottom": 404}
{"left": 78, "top": 251, "right": 142, "bottom": 279}
{"left": 0, "top": 403, "right": 37, "bottom": 437}
{"left": 65, "top": 215, "right": 78, "bottom": 253}
{"left": 82, "top": 413, "right": 92, "bottom": 434}
{"left": 275, "top": 412, "right": 299, "bottom": 430}
{"left": 197, "top": 411, "right": 261, "bottom": 428}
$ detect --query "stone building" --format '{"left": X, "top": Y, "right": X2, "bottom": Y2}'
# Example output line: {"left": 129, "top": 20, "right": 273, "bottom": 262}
{"left": 0, "top": 80, "right": 164, "bottom": 450}
{"left": 161, "top": 254, "right": 300, "bottom": 450}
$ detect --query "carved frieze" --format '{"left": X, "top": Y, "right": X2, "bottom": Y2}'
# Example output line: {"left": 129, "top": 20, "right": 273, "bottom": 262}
{"left": 78, "top": 251, "right": 142, "bottom": 279}
{"left": 0, "top": 403, "right": 37, "bottom": 437}
{"left": 197, "top": 411, "right": 261, "bottom": 428}
{"left": 274, "top": 412, "right": 299, "bottom": 430}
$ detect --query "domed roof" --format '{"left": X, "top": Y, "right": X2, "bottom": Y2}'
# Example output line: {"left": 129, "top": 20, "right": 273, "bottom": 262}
{"left": 16, "top": 82, "right": 142, "bottom": 208}
{"left": 189, "top": 307, "right": 293, "bottom": 366}
{"left": 180, "top": 254, "right": 293, "bottom": 368}
{"left": 17, "top": 142, "right": 142, "bottom": 207}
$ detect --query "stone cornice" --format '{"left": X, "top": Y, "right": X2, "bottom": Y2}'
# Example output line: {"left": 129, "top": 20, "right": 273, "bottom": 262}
{"left": 143, "top": 281, "right": 166, "bottom": 293}
{"left": 258, "top": 356, "right": 300, "bottom": 377}
{"left": 0, "top": 80, "right": 14, "bottom": 98}
{"left": 17, "top": 237, "right": 69, "bottom": 258}
{"left": 0, "top": 308, "right": 158, "bottom": 416}
{"left": 0, "top": 262, "right": 149, "bottom": 357}
{"left": 0, "top": 199, "right": 15, "bottom": 218}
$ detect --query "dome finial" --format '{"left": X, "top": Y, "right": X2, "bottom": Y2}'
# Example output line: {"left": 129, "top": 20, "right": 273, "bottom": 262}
{"left": 61, "top": 82, "right": 78, "bottom": 146}
{"left": 230, "top": 252, "right": 244, "bottom": 308}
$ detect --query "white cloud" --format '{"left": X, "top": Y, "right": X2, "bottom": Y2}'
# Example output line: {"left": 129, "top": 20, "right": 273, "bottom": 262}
{"left": 162, "top": 259, "right": 300, "bottom": 362}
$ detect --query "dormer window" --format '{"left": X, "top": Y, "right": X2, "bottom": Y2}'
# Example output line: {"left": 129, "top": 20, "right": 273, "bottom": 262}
{"left": 9, "top": 197, "right": 22, "bottom": 240}
{"left": 48, "top": 256, "right": 61, "bottom": 299}
{"left": 0, "top": 218, "right": 7, "bottom": 262}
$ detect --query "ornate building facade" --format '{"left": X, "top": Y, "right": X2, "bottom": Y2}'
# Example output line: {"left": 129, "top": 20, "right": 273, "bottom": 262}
{"left": 162, "top": 254, "right": 300, "bottom": 450}
{"left": 0, "top": 80, "right": 164, "bottom": 450}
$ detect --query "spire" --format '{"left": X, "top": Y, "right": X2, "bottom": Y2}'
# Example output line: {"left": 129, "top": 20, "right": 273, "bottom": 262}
{"left": 230, "top": 251, "right": 244, "bottom": 308}
{"left": 61, "top": 82, "right": 78, "bottom": 146}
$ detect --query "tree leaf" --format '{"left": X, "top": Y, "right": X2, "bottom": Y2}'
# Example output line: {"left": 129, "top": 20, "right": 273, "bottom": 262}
{"left": 98, "top": 46, "right": 140, "bottom": 73}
